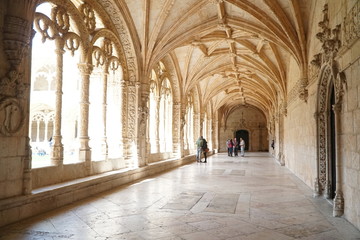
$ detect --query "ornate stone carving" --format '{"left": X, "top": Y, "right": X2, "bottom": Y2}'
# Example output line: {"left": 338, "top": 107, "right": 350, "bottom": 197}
{"left": 127, "top": 84, "right": 136, "bottom": 140}
{"left": 120, "top": 79, "right": 128, "bottom": 137}
{"left": 98, "top": 0, "right": 139, "bottom": 81}
{"left": 333, "top": 191, "right": 344, "bottom": 217}
{"left": 0, "top": 70, "right": 27, "bottom": 98}
{"left": 312, "top": 4, "right": 342, "bottom": 68}
{"left": 342, "top": 1, "right": 360, "bottom": 48}
{"left": 3, "top": 15, "right": 33, "bottom": 70}
{"left": 315, "top": 12, "right": 347, "bottom": 202}
{"left": 287, "top": 77, "right": 308, "bottom": 105}
{"left": 0, "top": 97, "right": 24, "bottom": 136}
{"left": 79, "top": 3, "right": 96, "bottom": 33}
{"left": 138, "top": 106, "right": 148, "bottom": 137}
{"left": 298, "top": 78, "right": 308, "bottom": 102}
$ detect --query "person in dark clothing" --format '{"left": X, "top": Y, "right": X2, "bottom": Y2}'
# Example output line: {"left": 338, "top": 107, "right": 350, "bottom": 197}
{"left": 202, "top": 138, "right": 208, "bottom": 163}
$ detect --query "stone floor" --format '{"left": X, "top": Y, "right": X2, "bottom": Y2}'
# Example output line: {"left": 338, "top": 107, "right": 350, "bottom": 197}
{"left": 1, "top": 152, "right": 360, "bottom": 240}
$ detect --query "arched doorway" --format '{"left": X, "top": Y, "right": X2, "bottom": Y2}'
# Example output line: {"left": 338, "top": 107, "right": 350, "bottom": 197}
{"left": 236, "top": 130, "right": 249, "bottom": 151}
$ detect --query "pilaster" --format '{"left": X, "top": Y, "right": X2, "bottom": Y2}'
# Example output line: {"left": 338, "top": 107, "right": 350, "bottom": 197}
{"left": 1, "top": 0, "right": 39, "bottom": 196}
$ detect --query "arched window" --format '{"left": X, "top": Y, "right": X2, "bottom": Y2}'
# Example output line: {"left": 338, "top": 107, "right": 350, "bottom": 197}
{"left": 30, "top": 1, "right": 123, "bottom": 167}
{"left": 159, "top": 78, "right": 173, "bottom": 152}
{"left": 149, "top": 76, "right": 158, "bottom": 153}
{"left": 106, "top": 62, "right": 122, "bottom": 159}
{"left": 29, "top": 109, "right": 54, "bottom": 168}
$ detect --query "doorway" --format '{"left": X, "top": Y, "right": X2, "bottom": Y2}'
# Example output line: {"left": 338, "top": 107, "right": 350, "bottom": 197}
{"left": 236, "top": 130, "right": 249, "bottom": 151}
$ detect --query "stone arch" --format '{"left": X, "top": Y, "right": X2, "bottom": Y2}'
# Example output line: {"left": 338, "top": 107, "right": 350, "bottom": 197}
{"left": 161, "top": 56, "right": 181, "bottom": 104}
{"left": 94, "top": 0, "right": 139, "bottom": 83}
{"left": 315, "top": 62, "right": 346, "bottom": 216}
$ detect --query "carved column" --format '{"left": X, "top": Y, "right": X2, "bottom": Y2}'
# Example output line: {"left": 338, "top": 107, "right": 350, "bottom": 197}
{"left": 78, "top": 63, "right": 93, "bottom": 173}
{"left": 332, "top": 103, "right": 344, "bottom": 217}
{"left": 172, "top": 102, "right": 182, "bottom": 158}
{"left": 324, "top": 109, "right": 332, "bottom": 199}
{"left": 155, "top": 96, "right": 160, "bottom": 153}
{"left": 138, "top": 83, "right": 149, "bottom": 167}
{"left": 126, "top": 82, "right": 136, "bottom": 168}
{"left": 51, "top": 39, "right": 65, "bottom": 166}
{"left": 120, "top": 79, "right": 128, "bottom": 164}
{"left": 101, "top": 68, "right": 109, "bottom": 158}
{"left": 313, "top": 111, "right": 321, "bottom": 197}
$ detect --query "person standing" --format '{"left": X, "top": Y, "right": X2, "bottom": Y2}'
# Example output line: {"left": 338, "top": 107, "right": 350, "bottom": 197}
{"left": 196, "top": 136, "right": 204, "bottom": 162}
{"left": 202, "top": 137, "right": 208, "bottom": 163}
{"left": 228, "top": 139, "right": 234, "bottom": 157}
{"left": 233, "top": 137, "right": 239, "bottom": 156}
{"left": 239, "top": 138, "right": 245, "bottom": 157}
{"left": 226, "top": 139, "right": 231, "bottom": 156}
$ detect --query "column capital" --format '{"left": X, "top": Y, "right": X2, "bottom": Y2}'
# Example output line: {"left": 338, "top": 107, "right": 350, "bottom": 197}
{"left": 120, "top": 79, "right": 127, "bottom": 87}
{"left": 332, "top": 103, "right": 342, "bottom": 113}
{"left": 78, "top": 63, "right": 93, "bottom": 75}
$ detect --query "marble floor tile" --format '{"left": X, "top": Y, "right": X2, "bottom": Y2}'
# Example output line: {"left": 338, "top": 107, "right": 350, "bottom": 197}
{"left": 1, "top": 152, "right": 360, "bottom": 240}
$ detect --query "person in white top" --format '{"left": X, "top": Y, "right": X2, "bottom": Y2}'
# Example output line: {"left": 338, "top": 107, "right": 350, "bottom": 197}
{"left": 239, "top": 138, "right": 245, "bottom": 157}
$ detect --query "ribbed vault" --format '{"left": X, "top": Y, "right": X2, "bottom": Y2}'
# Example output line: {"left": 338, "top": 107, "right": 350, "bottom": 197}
{"left": 122, "top": 0, "right": 310, "bottom": 121}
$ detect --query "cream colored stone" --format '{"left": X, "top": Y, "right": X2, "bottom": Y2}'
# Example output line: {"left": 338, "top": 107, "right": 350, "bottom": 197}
{"left": 0, "top": 0, "right": 359, "bottom": 232}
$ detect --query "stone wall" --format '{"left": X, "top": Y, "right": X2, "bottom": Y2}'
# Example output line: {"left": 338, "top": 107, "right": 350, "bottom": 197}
{"left": 284, "top": 0, "right": 360, "bottom": 230}
{"left": 339, "top": 51, "right": 360, "bottom": 230}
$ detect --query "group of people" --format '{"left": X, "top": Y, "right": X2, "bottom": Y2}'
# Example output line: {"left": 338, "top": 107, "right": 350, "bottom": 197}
{"left": 226, "top": 137, "right": 245, "bottom": 157}
{"left": 195, "top": 136, "right": 246, "bottom": 163}
{"left": 196, "top": 136, "right": 208, "bottom": 163}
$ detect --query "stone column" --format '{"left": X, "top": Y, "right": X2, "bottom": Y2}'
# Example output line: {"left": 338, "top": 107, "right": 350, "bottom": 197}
{"left": 78, "top": 63, "right": 93, "bottom": 173}
{"left": 332, "top": 103, "right": 344, "bottom": 217}
{"left": 279, "top": 113, "right": 285, "bottom": 166}
{"left": 214, "top": 119, "right": 219, "bottom": 152}
{"left": 194, "top": 113, "right": 200, "bottom": 141}
{"left": 172, "top": 102, "right": 182, "bottom": 158}
{"left": 200, "top": 112, "right": 204, "bottom": 136}
{"left": 155, "top": 96, "right": 160, "bottom": 153}
{"left": 324, "top": 110, "right": 332, "bottom": 199}
{"left": 51, "top": 39, "right": 65, "bottom": 166}
{"left": 126, "top": 82, "right": 136, "bottom": 168}
{"left": 100, "top": 68, "right": 109, "bottom": 158}
{"left": 120, "top": 79, "right": 128, "bottom": 164}
{"left": 208, "top": 118, "right": 213, "bottom": 149}
{"left": 313, "top": 111, "right": 321, "bottom": 197}
{"left": 138, "top": 83, "right": 149, "bottom": 167}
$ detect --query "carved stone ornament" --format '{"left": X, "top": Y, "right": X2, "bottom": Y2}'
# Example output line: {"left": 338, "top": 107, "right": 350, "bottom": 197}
{"left": 79, "top": 3, "right": 96, "bottom": 33}
{"left": 312, "top": 4, "right": 342, "bottom": 68}
{"left": 3, "top": 15, "right": 33, "bottom": 70}
{"left": 0, "top": 70, "right": 27, "bottom": 98}
{"left": 342, "top": 1, "right": 360, "bottom": 48}
{"left": 0, "top": 97, "right": 24, "bottom": 136}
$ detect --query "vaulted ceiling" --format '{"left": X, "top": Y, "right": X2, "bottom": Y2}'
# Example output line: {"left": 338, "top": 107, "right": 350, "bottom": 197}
{"left": 122, "top": 0, "right": 311, "bottom": 118}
